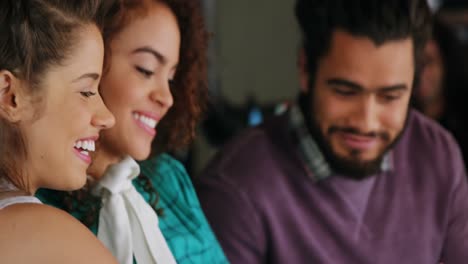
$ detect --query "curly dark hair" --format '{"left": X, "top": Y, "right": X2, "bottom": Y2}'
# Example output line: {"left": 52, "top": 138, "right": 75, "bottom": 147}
{"left": 38, "top": 0, "right": 209, "bottom": 227}
{"left": 153, "top": 0, "right": 209, "bottom": 153}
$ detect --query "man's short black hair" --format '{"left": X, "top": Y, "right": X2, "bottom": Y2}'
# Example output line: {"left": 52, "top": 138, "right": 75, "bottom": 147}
{"left": 295, "top": 0, "right": 432, "bottom": 88}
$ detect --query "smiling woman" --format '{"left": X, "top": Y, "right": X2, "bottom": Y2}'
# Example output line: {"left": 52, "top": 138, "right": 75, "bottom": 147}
{"left": 37, "top": 0, "right": 228, "bottom": 263}
{"left": 22, "top": 25, "right": 115, "bottom": 192}
{"left": 0, "top": 0, "right": 116, "bottom": 263}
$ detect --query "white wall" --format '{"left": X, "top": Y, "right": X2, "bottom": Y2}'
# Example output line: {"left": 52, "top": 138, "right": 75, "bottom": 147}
{"left": 210, "top": 0, "right": 300, "bottom": 104}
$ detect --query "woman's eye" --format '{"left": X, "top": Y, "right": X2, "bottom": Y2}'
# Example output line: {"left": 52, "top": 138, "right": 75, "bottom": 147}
{"left": 136, "top": 66, "right": 154, "bottom": 78}
{"left": 80, "top": 91, "right": 96, "bottom": 98}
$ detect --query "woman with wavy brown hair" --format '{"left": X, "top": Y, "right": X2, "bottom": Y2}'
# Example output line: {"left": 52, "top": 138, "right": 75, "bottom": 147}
{"left": 0, "top": 0, "right": 117, "bottom": 263}
{"left": 37, "top": 0, "right": 228, "bottom": 263}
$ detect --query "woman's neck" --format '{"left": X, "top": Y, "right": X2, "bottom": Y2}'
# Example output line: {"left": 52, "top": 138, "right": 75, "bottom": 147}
{"left": 88, "top": 147, "right": 124, "bottom": 181}
{"left": 0, "top": 177, "right": 31, "bottom": 199}
{"left": 0, "top": 190, "right": 30, "bottom": 200}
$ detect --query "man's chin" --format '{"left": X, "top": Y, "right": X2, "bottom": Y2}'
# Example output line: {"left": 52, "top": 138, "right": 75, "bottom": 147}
{"left": 328, "top": 152, "right": 384, "bottom": 180}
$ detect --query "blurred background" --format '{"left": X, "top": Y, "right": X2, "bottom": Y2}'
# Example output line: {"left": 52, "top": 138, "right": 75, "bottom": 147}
{"left": 178, "top": 0, "right": 468, "bottom": 176}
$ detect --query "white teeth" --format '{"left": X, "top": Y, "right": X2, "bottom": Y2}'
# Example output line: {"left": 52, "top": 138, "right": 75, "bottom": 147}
{"left": 80, "top": 150, "right": 89, "bottom": 156}
{"left": 133, "top": 112, "right": 158, "bottom": 129}
{"left": 74, "top": 140, "right": 96, "bottom": 152}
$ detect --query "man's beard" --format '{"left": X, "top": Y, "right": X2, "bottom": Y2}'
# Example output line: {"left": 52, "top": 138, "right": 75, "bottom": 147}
{"left": 298, "top": 93, "right": 408, "bottom": 180}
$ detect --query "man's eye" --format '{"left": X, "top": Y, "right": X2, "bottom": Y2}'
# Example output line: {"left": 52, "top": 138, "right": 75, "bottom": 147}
{"left": 382, "top": 94, "right": 400, "bottom": 102}
{"left": 334, "top": 88, "right": 357, "bottom": 96}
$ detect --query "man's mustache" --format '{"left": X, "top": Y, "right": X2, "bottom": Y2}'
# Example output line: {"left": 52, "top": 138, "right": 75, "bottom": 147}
{"left": 328, "top": 126, "right": 391, "bottom": 141}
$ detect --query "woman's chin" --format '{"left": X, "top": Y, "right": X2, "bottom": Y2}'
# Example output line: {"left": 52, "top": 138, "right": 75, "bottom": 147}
{"left": 129, "top": 147, "right": 152, "bottom": 161}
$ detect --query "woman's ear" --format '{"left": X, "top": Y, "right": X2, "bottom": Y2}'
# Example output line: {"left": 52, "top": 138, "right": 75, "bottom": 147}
{"left": 0, "top": 70, "right": 27, "bottom": 122}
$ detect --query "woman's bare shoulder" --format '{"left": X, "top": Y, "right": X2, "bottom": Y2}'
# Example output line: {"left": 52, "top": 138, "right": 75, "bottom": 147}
{"left": 0, "top": 203, "right": 117, "bottom": 264}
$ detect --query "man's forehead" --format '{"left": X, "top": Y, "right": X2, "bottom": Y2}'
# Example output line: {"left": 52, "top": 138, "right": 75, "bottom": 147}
{"left": 316, "top": 30, "right": 415, "bottom": 90}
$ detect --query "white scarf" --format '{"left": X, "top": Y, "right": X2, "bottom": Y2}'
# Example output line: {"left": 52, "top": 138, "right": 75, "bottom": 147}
{"left": 92, "top": 156, "right": 176, "bottom": 264}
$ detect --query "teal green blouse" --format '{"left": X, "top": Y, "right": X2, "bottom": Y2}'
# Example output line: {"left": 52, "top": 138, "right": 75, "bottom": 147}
{"left": 37, "top": 154, "right": 228, "bottom": 264}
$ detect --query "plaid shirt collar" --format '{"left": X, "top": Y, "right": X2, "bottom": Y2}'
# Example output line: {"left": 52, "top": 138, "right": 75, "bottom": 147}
{"left": 287, "top": 103, "right": 394, "bottom": 182}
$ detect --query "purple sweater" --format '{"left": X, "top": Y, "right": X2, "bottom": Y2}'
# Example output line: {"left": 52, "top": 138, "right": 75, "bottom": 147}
{"left": 195, "top": 110, "right": 468, "bottom": 263}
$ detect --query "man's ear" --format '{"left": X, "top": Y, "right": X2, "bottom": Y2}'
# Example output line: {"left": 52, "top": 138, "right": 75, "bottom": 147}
{"left": 0, "top": 70, "right": 25, "bottom": 122}
{"left": 298, "top": 48, "right": 310, "bottom": 93}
